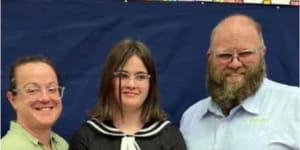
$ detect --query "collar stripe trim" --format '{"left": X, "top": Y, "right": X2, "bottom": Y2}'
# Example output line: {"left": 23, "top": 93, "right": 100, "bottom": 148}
{"left": 86, "top": 119, "right": 170, "bottom": 137}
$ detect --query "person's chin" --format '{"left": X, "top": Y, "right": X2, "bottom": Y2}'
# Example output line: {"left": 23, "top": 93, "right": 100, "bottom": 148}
{"left": 34, "top": 111, "right": 59, "bottom": 123}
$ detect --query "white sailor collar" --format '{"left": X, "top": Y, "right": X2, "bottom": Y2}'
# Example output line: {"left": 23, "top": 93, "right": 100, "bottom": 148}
{"left": 86, "top": 118, "right": 170, "bottom": 137}
{"left": 86, "top": 118, "right": 171, "bottom": 150}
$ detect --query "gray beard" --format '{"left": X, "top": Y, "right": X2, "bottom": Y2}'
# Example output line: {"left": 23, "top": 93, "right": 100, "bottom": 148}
{"left": 206, "top": 57, "right": 266, "bottom": 110}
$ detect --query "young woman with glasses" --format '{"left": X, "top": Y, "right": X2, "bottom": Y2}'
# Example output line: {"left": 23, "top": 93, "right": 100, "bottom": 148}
{"left": 69, "top": 38, "right": 186, "bottom": 150}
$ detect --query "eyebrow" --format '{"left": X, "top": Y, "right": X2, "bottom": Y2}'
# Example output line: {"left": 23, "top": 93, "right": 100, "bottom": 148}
{"left": 215, "top": 47, "right": 256, "bottom": 52}
{"left": 118, "top": 70, "right": 148, "bottom": 74}
{"left": 23, "top": 81, "right": 59, "bottom": 88}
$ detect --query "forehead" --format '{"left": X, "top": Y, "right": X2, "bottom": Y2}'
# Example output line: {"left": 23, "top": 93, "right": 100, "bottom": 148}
{"left": 122, "top": 55, "right": 147, "bottom": 72}
{"left": 15, "top": 62, "right": 58, "bottom": 86}
{"left": 211, "top": 18, "right": 260, "bottom": 50}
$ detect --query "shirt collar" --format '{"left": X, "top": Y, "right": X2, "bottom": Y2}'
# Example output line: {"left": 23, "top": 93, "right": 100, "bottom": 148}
{"left": 50, "top": 132, "right": 60, "bottom": 144}
{"left": 207, "top": 100, "right": 224, "bottom": 117}
{"left": 87, "top": 118, "right": 170, "bottom": 137}
{"left": 194, "top": 97, "right": 221, "bottom": 119}
{"left": 10, "top": 121, "right": 58, "bottom": 146}
{"left": 200, "top": 78, "right": 269, "bottom": 118}
{"left": 240, "top": 78, "right": 268, "bottom": 115}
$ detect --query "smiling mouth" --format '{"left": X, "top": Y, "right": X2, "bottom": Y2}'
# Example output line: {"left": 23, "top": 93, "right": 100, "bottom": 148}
{"left": 226, "top": 73, "right": 244, "bottom": 81}
{"left": 122, "top": 91, "right": 138, "bottom": 96}
{"left": 228, "top": 74, "right": 242, "bottom": 77}
{"left": 35, "top": 107, "right": 54, "bottom": 111}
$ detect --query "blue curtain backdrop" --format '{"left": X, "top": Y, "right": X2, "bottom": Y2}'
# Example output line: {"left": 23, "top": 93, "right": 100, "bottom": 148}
{"left": 1, "top": 1, "right": 299, "bottom": 141}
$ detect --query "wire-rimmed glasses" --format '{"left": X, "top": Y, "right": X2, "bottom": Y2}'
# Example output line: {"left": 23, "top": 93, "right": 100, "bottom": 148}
{"left": 210, "top": 48, "right": 259, "bottom": 64}
{"left": 113, "top": 71, "right": 151, "bottom": 83}
{"left": 13, "top": 85, "right": 65, "bottom": 99}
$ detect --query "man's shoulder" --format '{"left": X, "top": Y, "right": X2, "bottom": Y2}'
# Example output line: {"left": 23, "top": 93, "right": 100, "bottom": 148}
{"left": 1, "top": 134, "right": 35, "bottom": 150}
{"left": 264, "top": 79, "right": 299, "bottom": 95}
{"left": 1, "top": 128, "right": 27, "bottom": 143}
{"left": 180, "top": 97, "right": 210, "bottom": 133}
{"left": 260, "top": 79, "right": 299, "bottom": 111}
{"left": 182, "top": 97, "right": 210, "bottom": 118}
{"left": 1, "top": 142, "right": 33, "bottom": 150}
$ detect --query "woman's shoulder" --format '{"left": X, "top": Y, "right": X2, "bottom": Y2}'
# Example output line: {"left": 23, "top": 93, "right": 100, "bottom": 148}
{"left": 69, "top": 119, "right": 117, "bottom": 150}
{"left": 71, "top": 121, "right": 99, "bottom": 138}
{"left": 160, "top": 123, "right": 183, "bottom": 137}
{"left": 154, "top": 122, "right": 187, "bottom": 150}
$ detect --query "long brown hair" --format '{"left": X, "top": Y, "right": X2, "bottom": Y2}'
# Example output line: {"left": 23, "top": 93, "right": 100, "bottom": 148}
{"left": 89, "top": 38, "right": 167, "bottom": 124}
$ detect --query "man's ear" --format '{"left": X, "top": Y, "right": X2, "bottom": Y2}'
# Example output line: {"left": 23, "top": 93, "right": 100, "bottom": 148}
{"left": 7, "top": 91, "right": 17, "bottom": 110}
{"left": 260, "top": 46, "right": 266, "bottom": 55}
{"left": 206, "top": 51, "right": 211, "bottom": 58}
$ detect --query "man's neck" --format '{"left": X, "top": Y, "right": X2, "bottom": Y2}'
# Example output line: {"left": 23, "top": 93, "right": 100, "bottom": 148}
{"left": 220, "top": 100, "right": 240, "bottom": 116}
{"left": 221, "top": 107, "right": 231, "bottom": 116}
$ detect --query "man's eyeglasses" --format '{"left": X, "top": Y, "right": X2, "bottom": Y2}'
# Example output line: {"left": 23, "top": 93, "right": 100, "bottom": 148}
{"left": 13, "top": 86, "right": 65, "bottom": 99}
{"left": 211, "top": 48, "right": 259, "bottom": 64}
{"left": 113, "top": 71, "right": 151, "bottom": 82}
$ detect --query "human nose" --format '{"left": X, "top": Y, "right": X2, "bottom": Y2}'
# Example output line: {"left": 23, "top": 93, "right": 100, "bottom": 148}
{"left": 124, "top": 76, "right": 137, "bottom": 87}
{"left": 38, "top": 88, "right": 52, "bottom": 101}
{"left": 227, "top": 53, "right": 243, "bottom": 68}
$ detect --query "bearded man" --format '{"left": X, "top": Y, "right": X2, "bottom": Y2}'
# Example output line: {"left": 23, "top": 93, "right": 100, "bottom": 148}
{"left": 180, "top": 14, "right": 299, "bottom": 150}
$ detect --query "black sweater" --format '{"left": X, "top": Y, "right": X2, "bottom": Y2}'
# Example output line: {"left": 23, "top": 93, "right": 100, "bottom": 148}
{"left": 69, "top": 118, "right": 186, "bottom": 150}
